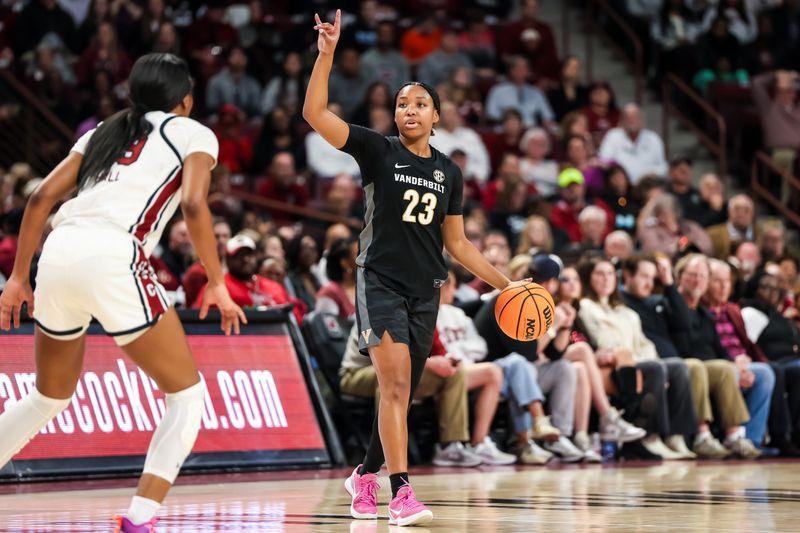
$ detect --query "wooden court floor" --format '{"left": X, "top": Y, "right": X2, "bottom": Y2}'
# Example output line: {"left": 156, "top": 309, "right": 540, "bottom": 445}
{"left": 1, "top": 461, "right": 799, "bottom": 532}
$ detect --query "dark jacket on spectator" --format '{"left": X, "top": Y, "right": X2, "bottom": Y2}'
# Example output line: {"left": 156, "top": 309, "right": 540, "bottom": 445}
{"left": 621, "top": 284, "right": 690, "bottom": 359}
{"left": 670, "top": 185, "right": 726, "bottom": 228}
{"left": 473, "top": 294, "right": 562, "bottom": 363}
{"left": 12, "top": 0, "right": 78, "bottom": 54}
{"left": 741, "top": 300, "right": 800, "bottom": 361}
{"left": 673, "top": 304, "right": 730, "bottom": 361}
{"left": 547, "top": 84, "right": 589, "bottom": 121}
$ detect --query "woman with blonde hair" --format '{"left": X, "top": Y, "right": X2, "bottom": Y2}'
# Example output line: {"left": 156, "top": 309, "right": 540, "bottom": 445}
{"left": 516, "top": 215, "right": 553, "bottom": 256}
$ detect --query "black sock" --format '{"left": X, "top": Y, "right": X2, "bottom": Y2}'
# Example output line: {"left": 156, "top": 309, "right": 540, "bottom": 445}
{"left": 390, "top": 472, "right": 410, "bottom": 498}
{"left": 360, "top": 412, "right": 384, "bottom": 476}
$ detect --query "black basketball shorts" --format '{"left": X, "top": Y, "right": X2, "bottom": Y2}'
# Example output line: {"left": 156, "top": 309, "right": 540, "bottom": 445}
{"left": 355, "top": 267, "right": 439, "bottom": 359}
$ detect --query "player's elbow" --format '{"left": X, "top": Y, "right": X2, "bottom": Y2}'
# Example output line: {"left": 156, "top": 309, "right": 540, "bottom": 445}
{"left": 444, "top": 236, "right": 467, "bottom": 261}
{"left": 180, "top": 197, "right": 206, "bottom": 219}
{"left": 302, "top": 104, "right": 318, "bottom": 125}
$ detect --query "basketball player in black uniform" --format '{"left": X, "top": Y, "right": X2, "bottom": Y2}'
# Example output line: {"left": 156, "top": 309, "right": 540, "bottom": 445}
{"left": 304, "top": 10, "right": 526, "bottom": 526}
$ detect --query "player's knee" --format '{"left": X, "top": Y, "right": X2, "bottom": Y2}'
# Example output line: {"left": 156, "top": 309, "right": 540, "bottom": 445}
{"left": 573, "top": 361, "right": 587, "bottom": 384}
{"left": 142, "top": 380, "right": 204, "bottom": 483}
{"left": 489, "top": 364, "right": 503, "bottom": 386}
{"left": 381, "top": 376, "right": 410, "bottom": 405}
{"left": 166, "top": 380, "right": 205, "bottom": 450}
{"left": 568, "top": 342, "right": 593, "bottom": 363}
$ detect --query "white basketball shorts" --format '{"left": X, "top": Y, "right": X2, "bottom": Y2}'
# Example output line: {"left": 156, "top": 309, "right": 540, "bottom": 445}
{"left": 33, "top": 224, "right": 170, "bottom": 345}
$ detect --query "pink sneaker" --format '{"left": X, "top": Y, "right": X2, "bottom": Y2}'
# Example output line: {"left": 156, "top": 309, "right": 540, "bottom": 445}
{"left": 344, "top": 464, "right": 380, "bottom": 519}
{"left": 387, "top": 484, "right": 433, "bottom": 526}
{"left": 113, "top": 515, "right": 158, "bottom": 532}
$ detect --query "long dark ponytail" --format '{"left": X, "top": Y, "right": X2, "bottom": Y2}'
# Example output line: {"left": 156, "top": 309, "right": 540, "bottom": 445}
{"left": 77, "top": 53, "right": 193, "bottom": 189}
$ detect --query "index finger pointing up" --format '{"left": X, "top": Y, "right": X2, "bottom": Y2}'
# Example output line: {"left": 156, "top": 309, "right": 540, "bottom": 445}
{"left": 334, "top": 8, "right": 341, "bottom": 29}
{"left": 314, "top": 12, "right": 322, "bottom": 25}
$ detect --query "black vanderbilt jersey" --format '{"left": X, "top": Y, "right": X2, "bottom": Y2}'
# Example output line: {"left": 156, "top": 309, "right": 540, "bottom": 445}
{"left": 341, "top": 124, "right": 464, "bottom": 297}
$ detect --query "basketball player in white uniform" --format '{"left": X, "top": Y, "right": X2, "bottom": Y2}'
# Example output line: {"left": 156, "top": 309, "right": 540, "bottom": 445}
{"left": 0, "top": 54, "right": 245, "bottom": 533}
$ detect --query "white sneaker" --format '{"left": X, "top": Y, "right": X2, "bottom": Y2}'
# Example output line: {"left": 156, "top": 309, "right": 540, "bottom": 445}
{"left": 517, "top": 440, "right": 554, "bottom": 465}
{"left": 582, "top": 448, "right": 603, "bottom": 463}
{"left": 693, "top": 433, "right": 731, "bottom": 459}
{"left": 600, "top": 407, "right": 647, "bottom": 443}
{"left": 531, "top": 416, "right": 561, "bottom": 442}
{"left": 573, "top": 431, "right": 603, "bottom": 463}
{"left": 642, "top": 435, "right": 684, "bottom": 460}
{"left": 469, "top": 437, "right": 517, "bottom": 465}
{"left": 724, "top": 435, "right": 762, "bottom": 459}
{"left": 545, "top": 436, "right": 584, "bottom": 463}
{"left": 665, "top": 435, "right": 697, "bottom": 459}
{"left": 431, "top": 442, "right": 483, "bottom": 467}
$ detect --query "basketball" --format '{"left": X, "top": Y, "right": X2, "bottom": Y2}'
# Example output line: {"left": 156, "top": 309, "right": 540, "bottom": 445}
{"left": 494, "top": 282, "right": 556, "bottom": 341}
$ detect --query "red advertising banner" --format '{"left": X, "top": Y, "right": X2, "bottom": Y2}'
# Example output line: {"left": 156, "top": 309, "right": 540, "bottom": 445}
{"left": 0, "top": 335, "right": 326, "bottom": 460}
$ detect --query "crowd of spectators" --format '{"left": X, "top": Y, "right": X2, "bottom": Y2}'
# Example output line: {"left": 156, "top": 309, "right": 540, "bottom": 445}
{"left": 2, "top": 0, "right": 800, "bottom": 463}
{"left": 617, "top": 0, "right": 800, "bottom": 180}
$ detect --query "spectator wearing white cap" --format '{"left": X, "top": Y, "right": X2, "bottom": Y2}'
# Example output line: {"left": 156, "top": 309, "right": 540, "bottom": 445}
{"left": 192, "top": 234, "right": 299, "bottom": 321}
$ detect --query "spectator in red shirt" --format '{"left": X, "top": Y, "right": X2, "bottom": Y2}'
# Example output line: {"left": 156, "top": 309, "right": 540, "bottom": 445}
{"left": 184, "top": 0, "right": 238, "bottom": 83}
{"left": 549, "top": 168, "right": 614, "bottom": 243}
{"left": 255, "top": 152, "right": 310, "bottom": 225}
{"left": 0, "top": 208, "right": 22, "bottom": 279}
{"left": 193, "top": 234, "right": 301, "bottom": 321}
{"left": 150, "top": 219, "right": 194, "bottom": 291}
{"left": 75, "top": 21, "right": 132, "bottom": 87}
{"left": 482, "top": 109, "right": 526, "bottom": 172}
{"left": 182, "top": 218, "right": 231, "bottom": 309}
{"left": 580, "top": 81, "right": 620, "bottom": 146}
{"left": 481, "top": 153, "right": 537, "bottom": 213}
{"left": 213, "top": 104, "right": 253, "bottom": 174}
{"left": 497, "top": 0, "right": 558, "bottom": 80}
{"left": 315, "top": 237, "right": 357, "bottom": 320}
{"left": 400, "top": 14, "right": 442, "bottom": 64}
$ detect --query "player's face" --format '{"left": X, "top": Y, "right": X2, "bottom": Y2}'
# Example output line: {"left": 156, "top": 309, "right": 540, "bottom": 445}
{"left": 395, "top": 85, "right": 438, "bottom": 140}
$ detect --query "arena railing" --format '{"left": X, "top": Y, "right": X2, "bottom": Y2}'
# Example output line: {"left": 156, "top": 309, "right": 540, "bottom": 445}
{"left": 228, "top": 190, "right": 363, "bottom": 231}
{"left": 583, "top": 0, "right": 644, "bottom": 106}
{"left": 0, "top": 69, "right": 74, "bottom": 175}
{"left": 751, "top": 151, "right": 800, "bottom": 228}
{"left": 662, "top": 73, "right": 728, "bottom": 179}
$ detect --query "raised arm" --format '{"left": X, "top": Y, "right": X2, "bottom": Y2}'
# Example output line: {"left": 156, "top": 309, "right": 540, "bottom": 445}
{"left": 302, "top": 9, "right": 349, "bottom": 149}
{"left": 0, "top": 152, "right": 80, "bottom": 329}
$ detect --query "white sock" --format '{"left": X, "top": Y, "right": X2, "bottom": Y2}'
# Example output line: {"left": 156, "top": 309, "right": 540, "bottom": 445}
{"left": 725, "top": 427, "right": 745, "bottom": 443}
{"left": 0, "top": 389, "right": 71, "bottom": 468}
{"left": 127, "top": 495, "right": 160, "bottom": 524}
{"left": 695, "top": 430, "right": 711, "bottom": 444}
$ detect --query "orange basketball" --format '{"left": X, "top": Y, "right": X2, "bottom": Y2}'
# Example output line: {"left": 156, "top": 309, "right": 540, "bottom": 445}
{"left": 494, "top": 282, "right": 556, "bottom": 341}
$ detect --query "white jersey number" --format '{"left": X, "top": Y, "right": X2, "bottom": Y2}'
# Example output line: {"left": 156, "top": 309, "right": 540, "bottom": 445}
{"left": 401, "top": 189, "right": 437, "bottom": 226}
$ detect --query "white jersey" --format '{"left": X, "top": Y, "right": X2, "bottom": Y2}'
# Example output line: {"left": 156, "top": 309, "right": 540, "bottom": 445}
{"left": 53, "top": 111, "right": 218, "bottom": 257}
{"left": 436, "top": 304, "right": 489, "bottom": 365}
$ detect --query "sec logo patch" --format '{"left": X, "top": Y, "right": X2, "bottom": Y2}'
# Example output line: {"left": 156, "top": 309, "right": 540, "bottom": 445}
{"left": 433, "top": 169, "right": 445, "bottom": 183}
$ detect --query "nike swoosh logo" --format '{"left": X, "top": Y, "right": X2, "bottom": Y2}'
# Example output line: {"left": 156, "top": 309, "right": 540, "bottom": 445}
{"left": 389, "top": 508, "right": 402, "bottom": 520}
{"left": 394, "top": 163, "right": 410, "bottom": 168}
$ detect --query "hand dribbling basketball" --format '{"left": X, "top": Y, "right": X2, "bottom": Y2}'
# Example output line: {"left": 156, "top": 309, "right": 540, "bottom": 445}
{"left": 495, "top": 280, "right": 556, "bottom": 341}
